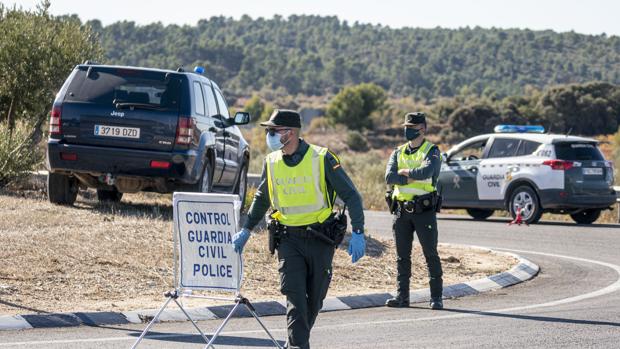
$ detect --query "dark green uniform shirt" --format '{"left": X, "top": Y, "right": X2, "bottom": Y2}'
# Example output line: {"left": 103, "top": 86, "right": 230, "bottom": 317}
{"left": 385, "top": 140, "right": 442, "bottom": 186}
{"left": 243, "top": 139, "right": 365, "bottom": 232}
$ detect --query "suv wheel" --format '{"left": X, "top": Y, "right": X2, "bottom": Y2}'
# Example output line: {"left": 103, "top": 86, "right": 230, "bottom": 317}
{"left": 197, "top": 161, "right": 213, "bottom": 193}
{"left": 234, "top": 164, "right": 248, "bottom": 208}
{"left": 48, "top": 173, "right": 78, "bottom": 205}
{"left": 508, "top": 185, "right": 543, "bottom": 224}
{"left": 570, "top": 209, "right": 601, "bottom": 225}
{"left": 466, "top": 208, "right": 494, "bottom": 220}
{"left": 97, "top": 188, "right": 123, "bottom": 203}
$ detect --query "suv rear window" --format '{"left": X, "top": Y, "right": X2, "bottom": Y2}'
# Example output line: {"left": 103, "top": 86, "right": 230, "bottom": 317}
{"left": 64, "top": 67, "right": 181, "bottom": 109}
{"left": 554, "top": 142, "right": 604, "bottom": 161}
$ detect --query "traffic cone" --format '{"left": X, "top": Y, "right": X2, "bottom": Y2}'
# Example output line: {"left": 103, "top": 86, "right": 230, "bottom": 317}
{"left": 508, "top": 207, "right": 528, "bottom": 226}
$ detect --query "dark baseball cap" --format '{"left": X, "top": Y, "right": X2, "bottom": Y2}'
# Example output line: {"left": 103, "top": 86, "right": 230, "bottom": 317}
{"left": 403, "top": 112, "right": 426, "bottom": 126}
{"left": 260, "top": 109, "right": 302, "bottom": 128}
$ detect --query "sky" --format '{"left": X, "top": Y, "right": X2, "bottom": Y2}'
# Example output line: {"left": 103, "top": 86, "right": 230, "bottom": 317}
{"left": 3, "top": 0, "right": 619, "bottom": 36}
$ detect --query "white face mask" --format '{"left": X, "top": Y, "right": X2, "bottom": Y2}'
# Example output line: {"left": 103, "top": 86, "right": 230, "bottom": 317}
{"left": 265, "top": 129, "right": 291, "bottom": 152}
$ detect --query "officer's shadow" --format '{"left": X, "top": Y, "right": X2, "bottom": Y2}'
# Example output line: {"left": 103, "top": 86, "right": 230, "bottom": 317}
{"left": 413, "top": 307, "right": 620, "bottom": 327}
{"left": 126, "top": 330, "right": 287, "bottom": 347}
{"left": 339, "top": 234, "right": 387, "bottom": 257}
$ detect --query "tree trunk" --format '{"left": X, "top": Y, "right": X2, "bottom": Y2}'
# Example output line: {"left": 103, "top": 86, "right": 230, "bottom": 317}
{"left": 6, "top": 97, "right": 15, "bottom": 140}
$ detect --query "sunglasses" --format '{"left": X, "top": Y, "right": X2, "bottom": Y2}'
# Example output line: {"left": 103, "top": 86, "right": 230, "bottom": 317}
{"left": 265, "top": 128, "right": 292, "bottom": 136}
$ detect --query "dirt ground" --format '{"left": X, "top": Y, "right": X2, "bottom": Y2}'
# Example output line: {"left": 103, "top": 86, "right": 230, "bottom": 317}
{"left": 0, "top": 187, "right": 516, "bottom": 315}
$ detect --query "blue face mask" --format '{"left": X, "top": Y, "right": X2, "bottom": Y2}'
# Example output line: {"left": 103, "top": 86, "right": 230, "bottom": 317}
{"left": 405, "top": 127, "right": 421, "bottom": 141}
{"left": 266, "top": 131, "right": 292, "bottom": 152}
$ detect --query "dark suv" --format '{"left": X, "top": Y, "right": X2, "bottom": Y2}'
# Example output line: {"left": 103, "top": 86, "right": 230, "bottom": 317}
{"left": 46, "top": 63, "right": 251, "bottom": 205}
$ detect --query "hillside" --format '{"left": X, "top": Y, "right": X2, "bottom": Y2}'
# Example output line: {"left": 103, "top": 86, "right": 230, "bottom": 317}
{"left": 86, "top": 15, "right": 620, "bottom": 99}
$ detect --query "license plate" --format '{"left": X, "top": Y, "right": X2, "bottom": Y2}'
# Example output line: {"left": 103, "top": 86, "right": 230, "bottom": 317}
{"left": 94, "top": 125, "right": 140, "bottom": 139}
{"left": 583, "top": 167, "right": 603, "bottom": 175}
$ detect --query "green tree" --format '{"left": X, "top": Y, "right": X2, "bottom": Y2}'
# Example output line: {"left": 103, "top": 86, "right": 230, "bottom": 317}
{"left": 326, "top": 83, "right": 386, "bottom": 130}
{"left": 0, "top": 1, "right": 103, "bottom": 134}
{"left": 0, "top": 1, "right": 103, "bottom": 185}
{"left": 244, "top": 94, "right": 264, "bottom": 123}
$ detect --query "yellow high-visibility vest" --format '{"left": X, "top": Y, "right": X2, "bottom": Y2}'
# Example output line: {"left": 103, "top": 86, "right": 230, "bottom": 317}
{"left": 266, "top": 144, "right": 334, "bottom": 226}
{"left": 392, "top": 140, "right": 437, "bottom": 201}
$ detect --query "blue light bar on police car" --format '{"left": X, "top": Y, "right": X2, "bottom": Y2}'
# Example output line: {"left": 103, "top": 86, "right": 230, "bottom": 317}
{"left": 194, "top": 66, "right": 205, "bottom": 74}
{"left": 494, "top": 125, "right": 545, "bottom": 133}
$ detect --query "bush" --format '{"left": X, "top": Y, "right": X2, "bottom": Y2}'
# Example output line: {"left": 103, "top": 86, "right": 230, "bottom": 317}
{"left": 339, "top": 150, "right": 388, "bottom": 210}
{"left": 326, "top": 83, "right": 386, "bottom": 130}
{"left": 307, "top": 117, "right": 331, "bottom": 133}
{"left": 346, "top": 131, "right": 369, "bottom": 152}
{"left": 0, "top": 121, "right": 42, "bottom": 186}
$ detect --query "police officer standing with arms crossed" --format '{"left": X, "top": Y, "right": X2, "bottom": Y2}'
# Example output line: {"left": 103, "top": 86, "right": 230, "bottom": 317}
{"left": 385, "top": 112, "right": 444, "bottom": 310}
{"left": 232, "top": 109, "right": 366, "bottom": 349}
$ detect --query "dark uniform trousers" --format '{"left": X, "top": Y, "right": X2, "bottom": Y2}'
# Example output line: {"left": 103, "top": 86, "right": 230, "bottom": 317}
{"left": 393, "top": 209, "right": 443, "bottom": 298}
{"left": 277, "top": 229, "right": 335, "bottom": 349}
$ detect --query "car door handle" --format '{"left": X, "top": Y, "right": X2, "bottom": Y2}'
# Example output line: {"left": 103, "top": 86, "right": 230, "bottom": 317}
{"left": 466, "top": 166, "right": 478, "bottom": 172}
{"left": 208, "top": 127, "right": 220, "bottom": 133}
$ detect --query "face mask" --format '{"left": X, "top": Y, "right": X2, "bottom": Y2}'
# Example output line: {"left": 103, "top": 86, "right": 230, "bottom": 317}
{"left": 266, "top": 130, "right": 291, "bottom": 152}
{"left": 405, "top": 127, "right": 421, "bottom": 141}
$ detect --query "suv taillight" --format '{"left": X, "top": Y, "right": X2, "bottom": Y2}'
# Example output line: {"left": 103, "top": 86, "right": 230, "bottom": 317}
{"left": 49, "top": 104, "right": 62, "bottom": 135}
{"left": 543, "top": 160, "right": 574, "bottom": 171}
{"left": 175, "top": 116, "right": 195, "bottom": 145}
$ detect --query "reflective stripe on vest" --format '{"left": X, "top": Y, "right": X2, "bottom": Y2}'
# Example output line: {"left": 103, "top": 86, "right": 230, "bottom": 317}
{"left": 393, "top": 140, "right": 437, "bottom": 201}
{"left": 266, "top": 144, "right": 333, "bottom": 226}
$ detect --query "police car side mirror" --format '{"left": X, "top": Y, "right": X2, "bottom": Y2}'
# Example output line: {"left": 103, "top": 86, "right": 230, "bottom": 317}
{"left": 234, "top": 111, "right": 250, "bottom": 125}
{"left": 441, "top": 153, "right": 448, "bottom": 162}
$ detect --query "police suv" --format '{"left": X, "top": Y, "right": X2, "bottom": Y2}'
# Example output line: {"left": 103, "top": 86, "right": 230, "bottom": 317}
{"left": 437, "top": 125, "right": 616, "bottom": 224}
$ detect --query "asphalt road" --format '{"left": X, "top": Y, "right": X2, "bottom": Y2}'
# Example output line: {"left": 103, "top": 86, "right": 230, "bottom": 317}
{"left": 1, "top": 213, "right": 619, "bottom": 348}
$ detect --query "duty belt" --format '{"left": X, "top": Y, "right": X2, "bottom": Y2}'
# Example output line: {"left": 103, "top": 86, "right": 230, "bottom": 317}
{"left": 279, "top": 224, "right": 336, "bottom": 245}
{"left": 396, "top": 192, "right": 440, "bottom": 215}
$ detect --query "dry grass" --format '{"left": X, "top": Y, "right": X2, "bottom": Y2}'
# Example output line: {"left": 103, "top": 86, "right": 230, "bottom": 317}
{"left": 0, "top": 187, "right": 515, "bottom": 315}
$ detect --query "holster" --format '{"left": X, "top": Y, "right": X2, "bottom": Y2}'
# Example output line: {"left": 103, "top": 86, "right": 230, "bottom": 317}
{"left": 386, "top": 187, "right": 397, "bottom": 214}
{"left": 267, "top": 218, "right": 281, "bottom": 255}
{"left": 435, "top": 194, "right": 443, "bottom": 213}
{"left": 310, "top": 208, "right": 348, "bottom": 247}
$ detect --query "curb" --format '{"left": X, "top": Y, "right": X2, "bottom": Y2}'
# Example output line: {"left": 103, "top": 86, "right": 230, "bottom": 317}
{"left": 0, "top": 248, "right": 538, "bottom": 331}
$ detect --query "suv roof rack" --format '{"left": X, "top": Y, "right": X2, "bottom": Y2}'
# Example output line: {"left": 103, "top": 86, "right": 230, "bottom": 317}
{"left": 176, "top": 67, "right": 185, "bottom": 72}
{"left": 82, "top": 60, "right": 100, "bottom": 65}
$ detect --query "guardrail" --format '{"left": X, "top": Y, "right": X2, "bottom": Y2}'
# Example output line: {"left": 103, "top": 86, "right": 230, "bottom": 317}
{"left": 248, "top": 173, "right": 261, "bottom": 188}
{"left": 615, "top": 186, "right": 620, "bottom": 223}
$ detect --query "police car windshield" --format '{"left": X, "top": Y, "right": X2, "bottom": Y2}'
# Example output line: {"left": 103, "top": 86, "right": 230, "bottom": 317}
{"left": 554, "top": 142, "right": 604, "bottom": 161}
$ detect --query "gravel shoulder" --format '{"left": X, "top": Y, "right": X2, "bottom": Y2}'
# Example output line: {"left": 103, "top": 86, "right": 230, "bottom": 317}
{"left": 0, "top": 188, "right": 516, "bottom": 315}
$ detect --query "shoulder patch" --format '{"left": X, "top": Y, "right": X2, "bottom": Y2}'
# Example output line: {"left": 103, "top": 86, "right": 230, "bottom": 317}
{"left": 326, "top": 150, "right": 341, "bottom": 169}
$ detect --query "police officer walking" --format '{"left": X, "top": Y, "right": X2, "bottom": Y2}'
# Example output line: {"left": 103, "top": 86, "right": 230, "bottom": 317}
{"left": 233, "top": 109, "right": 366, "bottom": 349}
{"left": 385, "top": 112, "right": 444, "bottom": 310}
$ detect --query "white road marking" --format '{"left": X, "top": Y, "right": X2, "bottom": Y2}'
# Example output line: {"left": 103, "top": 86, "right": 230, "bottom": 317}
{"left": 1, "top": 248, "right": 618, "bottom": 347}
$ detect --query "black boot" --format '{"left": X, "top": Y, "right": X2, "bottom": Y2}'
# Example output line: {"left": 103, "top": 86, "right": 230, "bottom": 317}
{"left": 429, "top": 297, "right": 443, "bottom": 310}
{"left": 386, "top": 294, "right": 410, "bottom": 308}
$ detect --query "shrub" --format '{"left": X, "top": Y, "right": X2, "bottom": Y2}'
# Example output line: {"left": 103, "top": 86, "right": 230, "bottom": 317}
{"left": 346, "top": 131, "right": 369, "bottom": 152}
{"left": 339, "top": 150, "right": 388, "bottom": 210}
{"left": 307, "top": 117, "right": 331, "bottom": 133}
{"left": 0, "top": 121, "right": 42, "bottom": 186}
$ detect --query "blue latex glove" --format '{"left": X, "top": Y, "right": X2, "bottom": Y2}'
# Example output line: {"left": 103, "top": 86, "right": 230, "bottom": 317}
{"left": 232, "top": 228, "right": 251, "bottom": 253}
{"left": 348, "top": 230, "right": 366, "bottom": 263}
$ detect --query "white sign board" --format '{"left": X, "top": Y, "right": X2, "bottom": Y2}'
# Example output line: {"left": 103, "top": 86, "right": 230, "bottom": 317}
{"left": 173, "top": 192, "right": 243, "bottom": 292}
